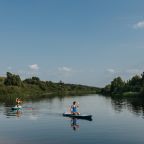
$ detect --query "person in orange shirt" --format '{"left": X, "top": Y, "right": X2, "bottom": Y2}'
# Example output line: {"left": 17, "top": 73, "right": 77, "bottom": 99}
{"left": 16, "top": 98, "right": 22, "bottom": 107}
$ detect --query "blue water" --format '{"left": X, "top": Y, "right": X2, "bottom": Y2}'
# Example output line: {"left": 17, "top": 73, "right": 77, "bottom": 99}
{"left": 0, "top": 94, "right": 144, "bottom": 144}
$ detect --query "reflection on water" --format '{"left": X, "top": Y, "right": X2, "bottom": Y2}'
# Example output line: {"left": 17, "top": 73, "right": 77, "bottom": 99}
{"left": 111, "top": 96, "right": 144, "bottom": 118}
{"left": 111, "top": 97, "right": 126, "bottom": 113}
{"left": 1, "top": 95, "right": 144, "bottom": 144}
{"left": 71, "top": 118, "right": 79, "bottom": 131}
{"left": 5, "top": 108, "right": 23, "bottom": 118}
{"left": 1, "top": 95, "right": 144, "bottom": 119}
{"left": 3, "top": 102, "right": 36, "bottom": 119}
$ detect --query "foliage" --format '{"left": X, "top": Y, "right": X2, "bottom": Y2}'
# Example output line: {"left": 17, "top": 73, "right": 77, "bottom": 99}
{"left": 110, "top": 77, "right": 125, "bottom": 94}
{"left": 0, "top": 77, "right": 5, "bottom": 84}
{"left": 102, "top": 72, "right": 144, "bottom": 97}
{"left": 101, "top": 84, "right": 111, "bottom": 95}
{"left": 0, "top": 72, "right": 100, "bottom": 100}
{"left": 4, "top": 72, "right": 22, "bottom": 86}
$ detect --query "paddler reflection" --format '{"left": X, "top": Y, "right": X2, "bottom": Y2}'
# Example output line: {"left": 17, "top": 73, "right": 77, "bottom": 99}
{"left": 71, "top": 118, "right": 79, "bottom": 131}
{"left": 15, "top": 109, "right": 22, "bottom": 117}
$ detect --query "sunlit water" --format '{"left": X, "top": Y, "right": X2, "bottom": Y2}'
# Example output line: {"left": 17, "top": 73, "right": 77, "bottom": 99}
{"left": 0, "top": 94, "right": 144, "bottom": 144}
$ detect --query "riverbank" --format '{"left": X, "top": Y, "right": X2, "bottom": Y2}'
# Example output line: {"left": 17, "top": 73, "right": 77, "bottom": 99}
{"left": 101, "top": 73, "right": 144, "bottom": 97}
{"left": 0, "top": 72, "right": 100, "bottom": 101}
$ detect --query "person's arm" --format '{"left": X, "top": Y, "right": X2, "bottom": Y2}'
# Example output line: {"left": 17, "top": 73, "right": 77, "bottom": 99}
{"left": 76, "top": 102, "right": 79, "bottom": 107}
{"left": 69, "top": 105, "right": 72, "bottom": 113}
{"left": 70, "top": 106, "right": 72, "bottom": 112}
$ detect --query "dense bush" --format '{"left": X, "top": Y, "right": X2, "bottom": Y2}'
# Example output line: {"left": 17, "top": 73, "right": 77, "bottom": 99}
{"left": 4, "top": 72, "right": 22, "bottom": 86}
{"left": 0, "top": 72, "right": 100, "bottom": 98}
{"left": 102, "top": 72, "right": 144, "bottom": 96}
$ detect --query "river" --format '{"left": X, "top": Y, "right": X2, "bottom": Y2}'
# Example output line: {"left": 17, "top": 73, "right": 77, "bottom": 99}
{"left": 0, "top": 94, "right": 144, "bottom": 144}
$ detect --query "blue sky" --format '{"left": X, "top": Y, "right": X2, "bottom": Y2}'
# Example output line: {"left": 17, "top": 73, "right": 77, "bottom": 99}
{"left": 0, "top": 0, "right": 144, "bottom": 87}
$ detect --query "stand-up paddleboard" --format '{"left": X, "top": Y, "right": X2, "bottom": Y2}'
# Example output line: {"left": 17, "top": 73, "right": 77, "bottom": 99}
{"left": 11, "top": 105, "right": 22, "bottom": 110}
{"left": 63, "top": 112, "right": 92, "bottom": 121}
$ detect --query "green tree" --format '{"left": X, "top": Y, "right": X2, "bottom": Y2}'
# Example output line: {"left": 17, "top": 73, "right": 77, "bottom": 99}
{"left": 110, "top": 77, "right": 125, "bottom": 94}
{"left": 24, "top": 77, "right": 40, "bottom": 85}
{"left": 127, "top": 75, "right": 141, "bottom": 92}
{"left": 32, "top": 77, "right": 40, "bottom": 81}
{"left": 102, "top": 84, "right": 111, "bottom": 94}
{"left": 4, "top": 72, "right": 22, "bottom": 86}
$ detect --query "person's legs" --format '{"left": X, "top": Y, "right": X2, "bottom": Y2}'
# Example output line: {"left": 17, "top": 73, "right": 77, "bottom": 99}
{"left": 76, "top": 112, "right": 80, "bottom": 115}
{"left": 72, "top": 112, "right": 80, "bottom": 115}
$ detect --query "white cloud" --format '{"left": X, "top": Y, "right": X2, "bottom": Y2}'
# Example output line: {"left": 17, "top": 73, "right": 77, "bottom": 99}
{"left": 133, "top": 20, "right": 144, "bottom": 29}
{"left": 106, "top": 69, "right": 116, "bottom": 74}
{"left": 29, "top": 64, "right": 39, "bottom": 70}
{"left": 58, "top": 66, "right": 71, "bottom": 72}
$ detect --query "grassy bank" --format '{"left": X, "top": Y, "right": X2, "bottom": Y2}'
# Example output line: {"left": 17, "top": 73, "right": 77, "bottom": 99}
{"left": 0, "top": 72, "right": 100, "bottom": 102}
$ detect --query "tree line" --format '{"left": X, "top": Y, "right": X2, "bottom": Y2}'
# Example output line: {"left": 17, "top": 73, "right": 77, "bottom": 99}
{"left": 0, "top": 72, "right": 100, "bottom": 97}
{"left": 101, "top": 72, "right": 144, "bottom": 96}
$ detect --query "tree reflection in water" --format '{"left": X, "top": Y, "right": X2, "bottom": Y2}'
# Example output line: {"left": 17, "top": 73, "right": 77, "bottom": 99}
{"left": 111, "top": 96, "right": 144, "bottom": 118}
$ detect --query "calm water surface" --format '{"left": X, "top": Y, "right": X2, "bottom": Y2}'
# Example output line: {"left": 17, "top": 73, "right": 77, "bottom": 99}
{"left": 0, "top": 94, "right": 144, "bottom": 144}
